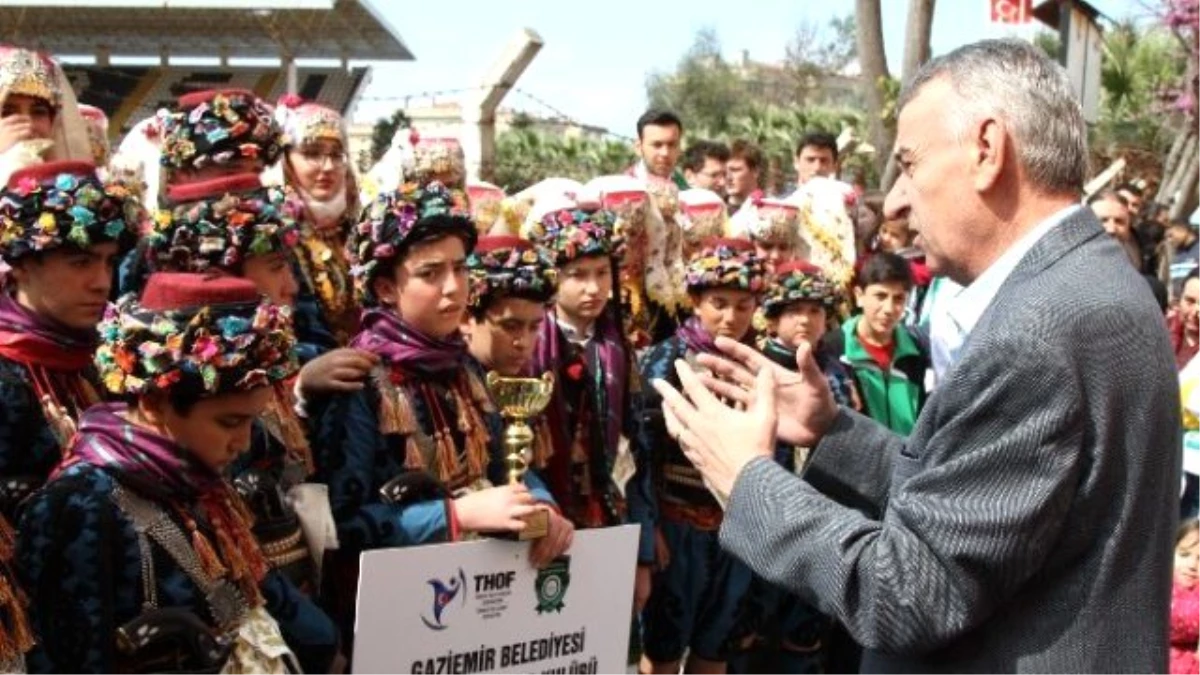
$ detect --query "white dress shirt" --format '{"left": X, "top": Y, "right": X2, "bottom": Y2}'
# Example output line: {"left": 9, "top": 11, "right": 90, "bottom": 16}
{"left": 938, "top": 204, "right": 1082, "bottom": 377}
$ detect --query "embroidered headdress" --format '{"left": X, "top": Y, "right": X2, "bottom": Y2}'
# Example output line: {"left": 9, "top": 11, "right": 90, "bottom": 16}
{"left": 684, "top": 237, "right": 767, "bottom": 295}
{"left": 275, "top": 96, "right": 346, "bottom": 149}
{"left": 0, "top": 160, "right": 140, "bottom": 262}
{"left": 78, "top": 104, "right": 111, "bottom": 166}
{"left": 347, "top": 180, "right": 477, "bottom": 305}
{"left": 0, "top": 46, "right": 59, "bottom": 107}
{"left": 678, "top": 188, "right": 729, "bottom": 254}
{"left": 147, "top": 173, "right": 299, "bottom": 273}
{"left": 95, "top": 272, "right": 297, "bottom": 398}
{"left": 159, "top": 89, "right": 282, "bottom": 172}
{"left": 467, "top": 235, "right": 557, "bottom": 312}
{"left": 526, "top": 205, "right": 622, "bottom": 266}
{"left": 466, "top": 181, "right": 506, "bottom": 236}
{"left": 761, "top": 260, "right": 839, "bottom": 317}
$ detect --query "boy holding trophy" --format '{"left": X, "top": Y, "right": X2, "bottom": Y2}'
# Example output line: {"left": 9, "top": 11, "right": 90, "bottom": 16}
{"left": 310, "top": 182, "right": 572, "bottom": 650}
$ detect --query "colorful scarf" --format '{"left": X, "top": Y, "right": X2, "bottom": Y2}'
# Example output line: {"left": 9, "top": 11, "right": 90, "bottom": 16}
{"left": 0, "top": 292, "right": 102, "bottom": 447}
{"left": 533, "top": 307, "right": 632, "bottom": 473}
{"left": 350, "top": 309, "right": 493, "bottom": 484}
{"left": 65, "top": 403, "right": 269, "bottom": 607}
{"left": 676, "top": 316, "right": 719, "bottom": 356}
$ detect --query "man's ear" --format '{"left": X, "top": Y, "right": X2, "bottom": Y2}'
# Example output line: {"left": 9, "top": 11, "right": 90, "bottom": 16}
{"left": 971, "top": 117, "right": 1007, "bottom": 194}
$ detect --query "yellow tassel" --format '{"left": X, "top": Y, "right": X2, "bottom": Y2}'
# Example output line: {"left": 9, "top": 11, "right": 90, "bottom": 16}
{"left": 270, "top": 384, "right": 315, "bottom": 475}
{"left": 190, "top": 527, "right": 228, "bottom": 580}
{"left": 465, "top": 370, "right": 495, "bottom": 412}
{"left": 404, "top": 434, "right": 424, "bottom": 470}
{"left": 453, "top": 381, "right": 490, "bottom": 480}
{"left": 531, "top": 417, "right": 554, "bottom": 468}
{"left": 433, "top": 429, "right": 461, "bottom": 482}
{"left": 376, "top": 370, "right": 418, "bottom": 436}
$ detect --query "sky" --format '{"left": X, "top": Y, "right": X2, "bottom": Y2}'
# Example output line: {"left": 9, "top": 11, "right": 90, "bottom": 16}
{"left": 352, "top": 0, "right": 1146, "bottom": 137}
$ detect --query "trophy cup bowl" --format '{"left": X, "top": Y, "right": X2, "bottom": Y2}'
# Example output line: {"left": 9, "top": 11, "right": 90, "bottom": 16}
{"left": 486, "top": 371, "right": 556, "bottom": 540}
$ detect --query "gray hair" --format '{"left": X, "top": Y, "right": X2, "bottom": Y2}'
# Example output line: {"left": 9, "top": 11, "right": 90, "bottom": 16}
{"left": 898, "top": 38, "right": 1088, "bottom": 195}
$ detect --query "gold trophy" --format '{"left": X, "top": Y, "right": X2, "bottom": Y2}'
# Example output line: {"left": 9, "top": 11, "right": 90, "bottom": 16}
{"left": 486, "top": 371, "right": 555, "bottom": 540}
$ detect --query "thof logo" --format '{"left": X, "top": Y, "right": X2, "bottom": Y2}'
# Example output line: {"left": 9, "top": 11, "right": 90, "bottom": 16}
{"left": 534, "top": 556, "right": 570, "bottom": 614}
{"left": 421, "top": 568, "right": 468, "bottom": 630}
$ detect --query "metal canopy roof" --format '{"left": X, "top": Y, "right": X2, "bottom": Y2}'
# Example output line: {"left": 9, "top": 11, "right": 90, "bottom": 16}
{"left": 0, "top": 0, "right": 413, "bottom": 61}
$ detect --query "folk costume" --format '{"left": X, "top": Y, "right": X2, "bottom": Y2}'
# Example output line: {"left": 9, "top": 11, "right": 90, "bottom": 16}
{"left": 0, "top": 46, "right": 92, "bottom": 186}
{"left": 638, "top": 238, "right": 767, "bottom": 666}
{"left": 143, "top": 173, "right": 323, "bottom": 591}
{"left": 729, "top": 261, "right": 852, "bottom": 674}
{"left": 586, "top": 175, "right": 682, "bottom": 349}
{"left": 0, "top": 160, "right": 138, "bottom": 672}
{"left": 18, "top": 273, "right": 338, "bottom": 673}
{"left": 144, "top": 172, "right": 335, "bottom": 361}
{"left": 730, "top": 196, "right": 803, "bottom": 263}
{"left": 522, "top": 205, "right": 651, "bottom": 553}
{"left": 119, "top": 88, "right": 284, "bottom": 300}
{"left": 0, "top": 161, "right": 139, "bottom": 517}
{"left": 785, "top": 177, "right": 859, "bottom": 289}
{"left": 310, "top": 181, "right": 556, "bottom": 646}
{"left": 274, "top": 98, "right": 358, "bottom": 346}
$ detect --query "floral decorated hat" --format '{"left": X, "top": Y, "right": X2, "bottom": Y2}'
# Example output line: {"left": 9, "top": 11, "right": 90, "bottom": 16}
{"left": 147, "top": 173, "right": 299, "bottom": 273}
{"left": 275, "top": 95, "right": 346, "bottom": 149}
{"left": 761, "top": 260, "right": 839, "bottom": 317}
{"left": 96, "top": 272, "right": 297, "bottom": 397}
{"left": 685, "top": 237, "right": 768, "bottom": 295}
{"left": 0, "top": 45, "right": 60, "bottom": 107}
{"left": 526, "top": 205, "right": 623, "bottom": 267}
{"left": 347, "top": 180, "right": 477, "bottom": 306}
{"left": 467, "top": 235, "right": 557, "bottom": 312}
{"left": 159, "top": 88, "right": 282, "bottom": 172}
{"left": 0, "top": 160, "right": 141, "bottom": 262}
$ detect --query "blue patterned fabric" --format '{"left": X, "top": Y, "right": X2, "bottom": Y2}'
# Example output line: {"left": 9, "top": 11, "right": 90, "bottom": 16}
{"left": 636, "top": 334, "right": 755, "bottom": 664}
{"left": 17, "top": 462, "right": 338, "bottom": 673}
{"left": 0, "top": 360, "right": 60, "bottom": 506}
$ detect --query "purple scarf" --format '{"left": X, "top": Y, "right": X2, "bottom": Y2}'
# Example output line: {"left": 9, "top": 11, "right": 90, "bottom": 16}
{"left": 533, "top": 307, "right": 629, "bottom": 459}
{"left": 676, "top": 316, "right": 719, "bottom": 356}
{"left": 0, "top": 292, "right": 99, "bottom": 370}
{"left": 65, "top": 402, "right": 221, "bottom": 500}
{"left": 350, "top": 308, "right": 467, "bottom": 374}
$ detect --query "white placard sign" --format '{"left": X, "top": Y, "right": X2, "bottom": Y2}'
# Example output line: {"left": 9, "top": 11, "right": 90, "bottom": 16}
{"left": 353, "top": 525, "right": 640, "bottom": 674}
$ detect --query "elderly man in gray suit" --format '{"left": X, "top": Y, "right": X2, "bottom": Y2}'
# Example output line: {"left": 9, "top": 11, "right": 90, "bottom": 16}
{"left": 651, "top": 39, "right": 1180, "bottom": 673}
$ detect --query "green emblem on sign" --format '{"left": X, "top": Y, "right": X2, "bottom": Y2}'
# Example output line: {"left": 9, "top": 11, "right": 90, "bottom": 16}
{"left": 534, "top": 555, "right": 570, "bottom": 614}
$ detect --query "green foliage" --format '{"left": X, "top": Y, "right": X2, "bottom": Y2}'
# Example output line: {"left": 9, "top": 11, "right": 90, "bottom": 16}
{"left": 369, "top": 109, "right": 412, "bottom": 164}
{"left": 490, "top": 129, "right": 636, "bottom": 193}
{"left": 1091, "top": 22, "right": 1190, "bottom": 174}
{"left": 645, "top": 27, "right": 749, "bottom": 136}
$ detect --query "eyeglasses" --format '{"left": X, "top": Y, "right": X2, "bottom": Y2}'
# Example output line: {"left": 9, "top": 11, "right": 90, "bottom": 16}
{"left": 297, "top": 149, "right": 347, "bottom": 167}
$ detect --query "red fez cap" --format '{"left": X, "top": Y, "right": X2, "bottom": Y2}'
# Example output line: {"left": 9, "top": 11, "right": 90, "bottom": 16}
{"left": 139, "top": 272, "right": 261, "bottom": 312}
{"left": 773, "top": 260, "right": 825, "bottom": 277}
{"left": 167, "top": 173, "right": 262, "bottom": 203}
{"left": 6, "top": 160, "right": 98, "bottom": 189}
{"left": 177, "top": 88, "right": 259, "bottom": 110}
{"left": 474, "top": 235, "right": 531, "bottom": 254}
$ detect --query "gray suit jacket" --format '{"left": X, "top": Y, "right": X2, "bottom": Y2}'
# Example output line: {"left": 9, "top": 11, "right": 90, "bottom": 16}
{"left": 720, "top": 209, "right": 1181, "bottom": 673}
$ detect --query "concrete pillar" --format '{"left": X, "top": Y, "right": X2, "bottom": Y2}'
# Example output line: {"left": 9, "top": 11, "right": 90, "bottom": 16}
{"left": 462, "top": 28, "right": 543, "bottom": 183}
